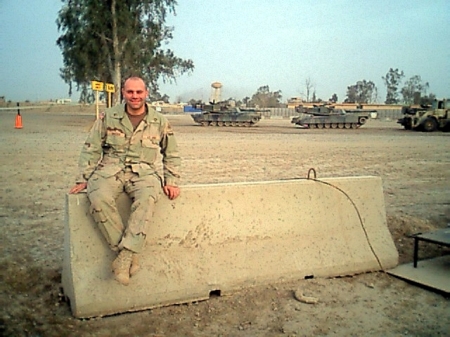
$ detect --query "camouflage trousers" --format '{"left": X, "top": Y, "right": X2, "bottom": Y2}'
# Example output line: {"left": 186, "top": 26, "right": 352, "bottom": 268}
{"left": 87, "top": 169, "right": 162, "bottom": 253}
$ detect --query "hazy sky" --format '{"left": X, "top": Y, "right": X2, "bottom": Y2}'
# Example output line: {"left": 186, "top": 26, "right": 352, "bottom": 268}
{"left": 0, "top": 0, "right": 449, "bottom": 103}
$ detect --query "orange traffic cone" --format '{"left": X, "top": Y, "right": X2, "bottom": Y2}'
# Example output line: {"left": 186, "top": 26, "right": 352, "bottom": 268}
{"left": 15, "top": 112, "right": 23, "bottom": 129}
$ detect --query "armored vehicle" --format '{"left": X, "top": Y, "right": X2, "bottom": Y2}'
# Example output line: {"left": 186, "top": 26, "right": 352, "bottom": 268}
{"left": 291, "top": 104, "right": 374, "bottom": 129}
{"left": 397, "top": 99, "right": 450, "bottom": 132}
{"left": 190, "top": 102, "right": 262, "bottom": 126}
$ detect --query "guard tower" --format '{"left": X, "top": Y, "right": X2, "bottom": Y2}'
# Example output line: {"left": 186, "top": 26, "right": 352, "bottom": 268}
{"left": 210, "top": 81, "right": 222, "bottom": 104}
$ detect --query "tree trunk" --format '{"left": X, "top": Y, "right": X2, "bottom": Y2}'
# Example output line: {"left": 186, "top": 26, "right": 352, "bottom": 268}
{"left": 111, "top": 0, "right": 121, "bottom": 105}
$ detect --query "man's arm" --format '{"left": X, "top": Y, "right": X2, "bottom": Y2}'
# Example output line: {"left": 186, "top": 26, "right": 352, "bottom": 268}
{"left": 160, "top": 120, "right": 181, "bottom": 199}
{"left": 69, "top": 117, "right": 105, "bottom": 193}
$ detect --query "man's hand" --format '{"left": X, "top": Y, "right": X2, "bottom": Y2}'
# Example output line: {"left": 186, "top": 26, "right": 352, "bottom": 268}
{"left": 69, "top": 182, "right": 87, "bottom": 194}
{"left": 163, "top": 185, "right": 180, "bottom": 200}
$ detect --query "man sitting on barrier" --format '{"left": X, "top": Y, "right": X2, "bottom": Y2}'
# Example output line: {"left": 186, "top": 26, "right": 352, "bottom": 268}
{"left": 69, "top": 76, "right": 181, "bottom": 285}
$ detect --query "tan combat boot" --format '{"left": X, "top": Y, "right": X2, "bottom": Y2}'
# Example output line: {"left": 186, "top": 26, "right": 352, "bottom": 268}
{"left": 112, "top": 249, "right": 133, "bottom": 285}
{"left": 129, "top": 253, "right": 141, "bottom": 277}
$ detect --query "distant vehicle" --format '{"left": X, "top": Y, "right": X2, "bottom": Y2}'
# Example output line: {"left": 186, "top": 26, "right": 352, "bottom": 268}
{"left": 397, "top": 99, "right": 450, "bottom": 132}
{"left": 189, "top": 102, "right": 263, "bottom": 127}
{"left": 291, "top": 104, "right": 375, "bottom": 129}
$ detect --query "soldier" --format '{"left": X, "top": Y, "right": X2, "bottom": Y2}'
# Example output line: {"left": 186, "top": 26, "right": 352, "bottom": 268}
{"left": 69, "top": 76, "right": 181, "bottom": 285}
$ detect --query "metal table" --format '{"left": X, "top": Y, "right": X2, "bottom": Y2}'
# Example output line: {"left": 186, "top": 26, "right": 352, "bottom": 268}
{"left": 410, "top": 228, "right": 450, "bottom": 268}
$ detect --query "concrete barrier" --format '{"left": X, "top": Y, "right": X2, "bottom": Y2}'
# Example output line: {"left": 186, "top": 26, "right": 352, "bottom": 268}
{"left": 62, "top": 176, "right": 398, "bottom": 318}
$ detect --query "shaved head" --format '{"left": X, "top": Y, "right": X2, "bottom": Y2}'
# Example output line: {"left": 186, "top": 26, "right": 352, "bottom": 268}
{"left": 123, "top": 76, "right": 146, "bottom": 89}
{"left": 122, "top": 76, "right": 148, "bottom": 115}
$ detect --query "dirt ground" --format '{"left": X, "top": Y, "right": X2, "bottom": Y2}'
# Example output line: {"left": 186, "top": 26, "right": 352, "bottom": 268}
{"left": 0, "top": 110, "right": 449, "bottom": 337}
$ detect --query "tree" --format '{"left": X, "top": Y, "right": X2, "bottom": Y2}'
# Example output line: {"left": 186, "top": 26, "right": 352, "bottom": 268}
{"left": 329, "top": 93, "right": 338, "bottom": 103}
{"left": 234, "top": 99, "right": 243, "bottom": 107}
{"left": 401, "top": 75, "right": 429, "bottom": 105}
{"left": 188, "top": 98, "right": 201, "bottom": 106}
{"left": 311, "top": 91, "right": 324, "bottom": 103}
{"left": 344, "top": 80, "right": 378, "bottom": 103}
{"left": 304, "top": 77, "right": 314, "bottom": 102}
{"left": 160, "top": 94, "right": 170, "bottom": 103}
{"left": 382, "top": 68, "right": 404, "bottom": 104}
{"left": 420, "top": 93, "right": 436, "bottom": 106}
{"left": 56, "top": 0, "right": 194, "bottom": 103}
{"left": 250, "top": 86, "right": 282, "bottom": 108}
{"left": 345, "top": 85, "right": 357, "bottom": 103}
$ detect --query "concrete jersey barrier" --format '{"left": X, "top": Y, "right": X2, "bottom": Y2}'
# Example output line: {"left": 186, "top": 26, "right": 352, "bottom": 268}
{"left": 62, "top": 176, "right": 398, "bottom": 318}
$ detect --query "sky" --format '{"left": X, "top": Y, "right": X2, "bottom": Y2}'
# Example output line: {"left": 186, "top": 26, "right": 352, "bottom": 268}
{"left": 0, "top": 0, "right": 449, "bottom": 103}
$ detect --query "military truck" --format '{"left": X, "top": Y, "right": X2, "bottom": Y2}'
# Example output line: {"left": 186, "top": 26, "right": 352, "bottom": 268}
{"left": 291, "top": 104, "right": 374, "bottom": 129}
{"left": 397, "top": 98, "right": 450, "bottom": 132}
{"left": 190, "top": 102, "right": 263, "bottom": 126}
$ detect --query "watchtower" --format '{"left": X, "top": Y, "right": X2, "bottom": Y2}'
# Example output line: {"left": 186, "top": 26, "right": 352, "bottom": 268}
{"left": 210, "top": 81, "right": 222, "bottom": 104}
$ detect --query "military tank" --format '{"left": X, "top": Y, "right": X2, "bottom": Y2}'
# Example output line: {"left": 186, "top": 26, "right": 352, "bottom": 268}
{"left": 190, "top": 102, "right": 263, "bottom": 127}
{"left": 291, "top": 104, "right": 374, "bottom": 129}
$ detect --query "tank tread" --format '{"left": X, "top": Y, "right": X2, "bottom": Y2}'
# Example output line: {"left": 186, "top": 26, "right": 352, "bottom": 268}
{"left": 305, "top": 122, "right": 363, "bottom": 129}
{"left": 198, "top": 120, "right": 260, "bottom": 127}
{"left": 294, "top": 114, "right": 368, "bottom": 129}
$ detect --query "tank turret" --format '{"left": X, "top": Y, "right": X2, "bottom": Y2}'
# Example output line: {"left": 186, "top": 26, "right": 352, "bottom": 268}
{"left": 291, "top": 104, "right": 374, "bottom": 129}
{"left": 190, "top": 101, "right": 262, "bottom": 127}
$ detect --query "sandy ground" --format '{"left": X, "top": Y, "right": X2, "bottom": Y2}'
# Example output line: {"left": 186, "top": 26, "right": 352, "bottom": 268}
{"left": 0, "top": 110, "right": 449, "bottom": 337}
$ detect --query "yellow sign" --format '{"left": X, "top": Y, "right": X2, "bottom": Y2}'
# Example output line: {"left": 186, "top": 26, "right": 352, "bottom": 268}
{"left": 105, "top": 83, "right": 115, "bottom": 93}
{"left": 91, "top": 80, "right": 104, "bottom": 91}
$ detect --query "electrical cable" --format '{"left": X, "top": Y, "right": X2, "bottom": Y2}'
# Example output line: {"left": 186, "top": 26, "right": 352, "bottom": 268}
{"left": 292, "top": 168, "right": 385, "bottom": 271}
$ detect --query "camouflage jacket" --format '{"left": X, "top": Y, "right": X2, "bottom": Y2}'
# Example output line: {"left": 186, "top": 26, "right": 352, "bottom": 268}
{"left": 77, "top": 104, "right": 181, "bottom": 186}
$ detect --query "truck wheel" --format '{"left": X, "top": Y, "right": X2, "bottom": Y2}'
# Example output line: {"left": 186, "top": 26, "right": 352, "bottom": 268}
{"left": 422, "top": 118, "right": 437, "bottom": 132}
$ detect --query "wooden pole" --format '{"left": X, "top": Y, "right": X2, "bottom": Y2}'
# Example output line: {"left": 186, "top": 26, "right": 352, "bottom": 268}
{"left": 95, "top": 90, "right": 99, "bottom": 119}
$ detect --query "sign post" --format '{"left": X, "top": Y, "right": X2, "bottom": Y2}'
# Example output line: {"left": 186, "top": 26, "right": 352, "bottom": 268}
{"left": 105, "top": 83, "right": 115, "bottom": 108}
{"left": 91, "top": 81, "right": 104, "bottom": 119}
{"left": 91, "top": 81, "right": 115, "bottom": 117}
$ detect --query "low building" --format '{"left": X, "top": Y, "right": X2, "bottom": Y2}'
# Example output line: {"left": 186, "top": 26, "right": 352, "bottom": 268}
{"left": 56, "top": 98, "right": 72, "bottom": 104}
{"left": 287, "top": 96, "right": 304, "bottom": 109}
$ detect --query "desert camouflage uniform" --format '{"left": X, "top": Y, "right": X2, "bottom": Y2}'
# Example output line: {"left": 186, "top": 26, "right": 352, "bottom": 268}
{"left": 77, "top": 103, "right": 181, "bottom": 253}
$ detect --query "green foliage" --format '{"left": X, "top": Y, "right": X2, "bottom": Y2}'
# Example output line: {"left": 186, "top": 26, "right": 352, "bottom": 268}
{"left": 188, "top": 98, "right": 202, "bottom": 106}
{"left": 160, "top": 94, "right": 170, "bottom": 103}
{"left": 234, "top": 99, "right": 243, "bottom": 107}
{"left": 382, "top": 68, "right": 404, "bottom": 104}
{"left": 344, "top": 80, "right": 377, "bottom": 103}
{"left": 250, "top": 85, "right": 282, "bottom": 108}
{"left": 242, "top": 96, "right": 251, "bottom": 106}
{"left": 329, "top": 93, "right": 338, "bottom": 103}
{"left": 56, "top": 0, "right": 194, "bottom": 103}
{"left": 419, "top": 93, "right": 436, "bottom": 105}
{"left": 310, "top": 91, "right": 323, "bottom": 103}
{"left": 401, "top": 75, "right": 429, "bottom": 105}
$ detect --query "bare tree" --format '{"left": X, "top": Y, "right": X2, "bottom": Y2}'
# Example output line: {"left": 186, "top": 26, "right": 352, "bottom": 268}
{"left": 305, "top": 77, "right": 314, "bottom": 102}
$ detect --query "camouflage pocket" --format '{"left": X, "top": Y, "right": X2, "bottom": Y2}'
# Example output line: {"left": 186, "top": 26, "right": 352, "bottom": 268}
{"left": 89, "top": 204, "right": 107, "bottom": 223}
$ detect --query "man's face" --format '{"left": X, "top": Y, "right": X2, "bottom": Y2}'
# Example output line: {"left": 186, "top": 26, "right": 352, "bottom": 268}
{"left": 122, "top": 78, "right": 148, "bottom": 113}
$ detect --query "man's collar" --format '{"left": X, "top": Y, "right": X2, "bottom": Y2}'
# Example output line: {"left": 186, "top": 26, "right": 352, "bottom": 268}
{"left": 124, "top": 103, "right": 148, "bottom": 116}
{"left": 111, "top": 103, "right": 153, "bottom": 120}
